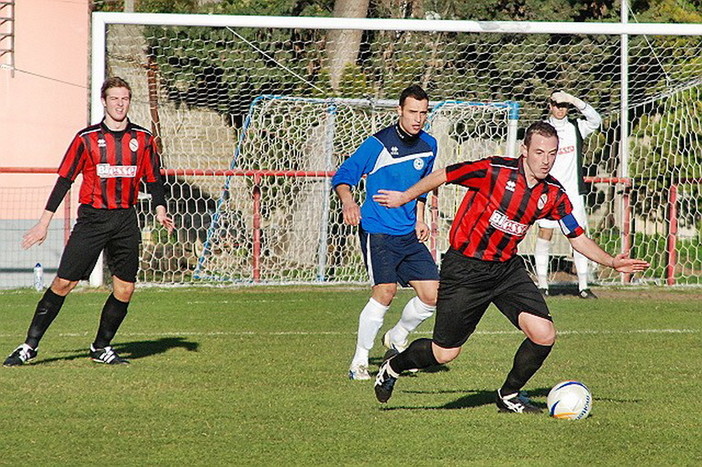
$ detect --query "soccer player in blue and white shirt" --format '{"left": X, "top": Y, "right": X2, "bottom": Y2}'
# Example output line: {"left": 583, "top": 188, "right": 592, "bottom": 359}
{"left": 332, "top": 85, "right": 440, "bottom": 381}
{"left": 535, "top": 91, "right": 602, "bottom": 299}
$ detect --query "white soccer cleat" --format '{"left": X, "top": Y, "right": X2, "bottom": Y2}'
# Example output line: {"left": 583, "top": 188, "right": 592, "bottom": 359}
{"left": 348, "top": 363, "right": 371, "bottom": 381}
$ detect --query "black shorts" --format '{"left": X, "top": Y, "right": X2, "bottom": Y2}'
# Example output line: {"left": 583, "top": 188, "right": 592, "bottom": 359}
{"left": 432, "top": 249, "right": 552, "bottom": 349}
{"left": 57, "top": 204, "right": 140, "bottom": 283}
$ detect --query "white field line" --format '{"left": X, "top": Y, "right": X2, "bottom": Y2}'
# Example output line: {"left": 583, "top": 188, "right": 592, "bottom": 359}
{"left": 0, "top": 328, "right": 696, "bottom": 339}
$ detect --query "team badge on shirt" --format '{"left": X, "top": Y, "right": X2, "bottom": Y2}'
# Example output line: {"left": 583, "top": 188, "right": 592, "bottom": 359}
{"left": 129, "top": 138, "right": 139, "bottom": 152}
{"left": 538, "top": 194, "right": 548, "bottom": 210}
{"left": 413, "top": 158, "right": 424, "bottom": 170}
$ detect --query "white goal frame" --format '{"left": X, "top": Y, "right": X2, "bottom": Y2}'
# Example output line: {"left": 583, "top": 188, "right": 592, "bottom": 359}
{"left": 89, "top": 12, "right": 702, "bottom": 287}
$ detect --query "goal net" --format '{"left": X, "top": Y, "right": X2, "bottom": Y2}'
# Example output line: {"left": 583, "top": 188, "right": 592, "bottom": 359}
{"left": 88, "top": 13, "right": 701, "bottom": 286}
{"left": 192, "top": 95, "right": 516, "bottom": 283}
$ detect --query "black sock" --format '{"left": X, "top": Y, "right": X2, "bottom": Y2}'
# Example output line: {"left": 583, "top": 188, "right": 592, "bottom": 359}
{"left": 389, "top": 338, "right": 439, "bottom": 374}
{"left": 93, "top": 294, "right": 129, "bottom": 349}
{"left": 500, "top": 338, "right": 553, "bottom": 395}
{"left": 26, "top": 288, "right": 66, "bottom": 349}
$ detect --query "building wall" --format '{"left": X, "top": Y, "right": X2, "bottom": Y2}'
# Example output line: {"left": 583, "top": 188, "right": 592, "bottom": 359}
{"left": 0, "top": 0, "right": 90, "bottom": 221}
{"left": 0, "top": 0, "right": 89, "bottom": 288}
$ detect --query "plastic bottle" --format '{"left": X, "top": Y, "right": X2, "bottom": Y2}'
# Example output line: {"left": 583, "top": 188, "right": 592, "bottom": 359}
{"left": 33, "top": 263, "right": 44, "bottom": 291}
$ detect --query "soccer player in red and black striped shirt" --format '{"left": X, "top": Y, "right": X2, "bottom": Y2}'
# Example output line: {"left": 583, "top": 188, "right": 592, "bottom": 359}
{"left": 4, "top": 77, "right": 174, "bottom": 367}
{"left": 371, "top": 121, "right": 649, "bottom": 412}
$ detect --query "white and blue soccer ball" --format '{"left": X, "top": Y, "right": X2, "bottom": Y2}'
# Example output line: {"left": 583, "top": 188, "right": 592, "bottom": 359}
{"left": 547, "top": 381, "right": 592, "bottom": 420}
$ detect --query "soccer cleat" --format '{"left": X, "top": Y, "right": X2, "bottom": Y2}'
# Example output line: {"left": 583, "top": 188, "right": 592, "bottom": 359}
{"left": 578, "top": 288, "right": 598, "bottom": 299}
{"left": 374, "top": 355, "right": 399, "bottom": 403}
{"left": 3, "top": 344, "right": 38, "bottom": 367}
{"left": 382, "top": 331, "right": 408, "bottom": 353}
{"left": 348, "top": 363, "right": 371, "bottom": 381}
{"left": 90, "top": 345, "right": 129, "bottom": 365}
{"left": 496, "top": 389, "right": 543, "bottom": 414}
{"left": 538, "top": 288, "right": 549, "bottom": 297}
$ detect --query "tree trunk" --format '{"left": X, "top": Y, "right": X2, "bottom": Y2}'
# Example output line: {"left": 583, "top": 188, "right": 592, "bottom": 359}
{"left": 326, "top": 0, "right": 371, "bottom": 91}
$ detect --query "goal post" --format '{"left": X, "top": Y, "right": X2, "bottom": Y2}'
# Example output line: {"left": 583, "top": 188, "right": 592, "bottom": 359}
{"left": 88, "top": 12, "right": 702, "bottom": 287}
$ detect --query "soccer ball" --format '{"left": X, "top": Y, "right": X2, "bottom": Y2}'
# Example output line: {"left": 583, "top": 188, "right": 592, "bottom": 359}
{"left": 547, "top": 381, "right": 592, "bottom": 420}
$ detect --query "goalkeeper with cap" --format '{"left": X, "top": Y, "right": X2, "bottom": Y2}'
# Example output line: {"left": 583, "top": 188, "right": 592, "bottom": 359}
{"left": 332, "top": 84, "right": 439, "bottom": 381}
{"left": 3, "top": 77, "right": 174, "bottom": 367}
{"left": 535, "top": 90, "right": 602, "bottom": 299}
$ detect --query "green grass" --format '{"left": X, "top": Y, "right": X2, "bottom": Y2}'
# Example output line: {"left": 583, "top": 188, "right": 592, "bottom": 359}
{"left": 0, "top": 286, "right": 700, "bottom": 465}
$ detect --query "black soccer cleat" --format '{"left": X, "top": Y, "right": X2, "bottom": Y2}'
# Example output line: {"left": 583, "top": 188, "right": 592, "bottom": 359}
{"left": 382, "top": 345, "right": 400, "bottom": 363}
{"left": 90, "top": 345, "right": 129, "bottom": 365}
{"left": 578, "top": 288, "right": 598, "bottom": 299}
{"left": 496, "top": 389, "right": 543, "bottom": 414}
{"left": 3, "top": 344, "right": 38, "bottom": 367}
{"left": 374, "top": 355, "right": 399, "bottom": 403}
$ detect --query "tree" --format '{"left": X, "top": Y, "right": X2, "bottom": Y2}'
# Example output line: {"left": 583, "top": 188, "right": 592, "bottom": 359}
{"left": 325, "top": 0, "right": 371, "bottom": 90}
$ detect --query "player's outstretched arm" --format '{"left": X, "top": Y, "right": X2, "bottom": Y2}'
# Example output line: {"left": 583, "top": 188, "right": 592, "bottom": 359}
{"left": 374, "top": 168, "right": 447, "bottom": 208}
{"left": 21, "top": 210, "right": 54, "bottom": 250}
{"left": 569, "top": 235, "right": 650, "bottom": 273}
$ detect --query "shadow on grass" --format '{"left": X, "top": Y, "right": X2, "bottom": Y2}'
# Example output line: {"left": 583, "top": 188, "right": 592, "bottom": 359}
{"left": 113, "top": 337, "right": 199, "bottom": 360}
{"left": 33, "top": 337, "right": 199, "bottom": 364}
{"left": 381, "top": 386, "right": 551, "bottom": 411}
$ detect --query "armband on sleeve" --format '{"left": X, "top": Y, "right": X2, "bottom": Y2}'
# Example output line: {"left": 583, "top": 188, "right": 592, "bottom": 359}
{"left": 45, "top": 176, "right": 74, "bottom": 213}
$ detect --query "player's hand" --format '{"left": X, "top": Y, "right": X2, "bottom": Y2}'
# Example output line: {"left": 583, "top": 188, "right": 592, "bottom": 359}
{"left": 156, "top": 206, "right": 175, "bottom": 234}
{"left": 552, "top": 91, "right": 586, "bottom": 110}
{"left": 21, "top": 222, "right": 49, "bottom": 250}
{"left": 415, "top": 221, "right": 430, "bottom": 242}
{"left": 373, "top": 190, "right": 408, "bottom": 208}
{"left": 341, "top": 200, "right": 361, "bottom": 226}
{"left": 611, "top": 253, "right": 650, "bottom": 273}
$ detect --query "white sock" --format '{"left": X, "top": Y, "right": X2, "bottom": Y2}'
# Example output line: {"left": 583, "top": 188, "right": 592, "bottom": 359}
{"left": 351, "top": 298, "right": 389, "bottom": 366}
{"left": 387, "top": 297, "right": 436, "bottom": 346}
{"left": 574, "top": 250, "right": 589, "bottom": 291}
{"left": 534, "top": 237, "right": 551, "bottom": 289}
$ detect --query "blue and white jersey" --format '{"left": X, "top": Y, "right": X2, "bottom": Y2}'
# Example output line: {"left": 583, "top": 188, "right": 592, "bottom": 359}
{"left": 332, "top": 124, "right": 437, "bottom": 235}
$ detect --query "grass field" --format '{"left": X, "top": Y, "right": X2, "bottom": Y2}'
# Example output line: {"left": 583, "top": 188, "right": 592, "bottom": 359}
{"left": 0, "top": 286, "right": 700, "bottom": 465}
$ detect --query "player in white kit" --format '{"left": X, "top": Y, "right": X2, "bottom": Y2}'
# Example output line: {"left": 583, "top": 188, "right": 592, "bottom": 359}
{"left": 534, "top": 91, "right": 602, "bottom": 299}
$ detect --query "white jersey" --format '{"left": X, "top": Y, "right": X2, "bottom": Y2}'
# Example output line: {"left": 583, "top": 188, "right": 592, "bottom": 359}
{"left": 538, "top": 103, "right": 601, "bottom": 230}
{"left": 546, "top": 104, "right": 601, "bottom": 198}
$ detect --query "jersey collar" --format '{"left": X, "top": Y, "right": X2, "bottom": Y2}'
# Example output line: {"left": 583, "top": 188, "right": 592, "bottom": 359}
{"left": 101, "top": 118, "right": 132, "bottom": 134}
{"left": 394, "top": 123, "right": 420, "bottom": 142}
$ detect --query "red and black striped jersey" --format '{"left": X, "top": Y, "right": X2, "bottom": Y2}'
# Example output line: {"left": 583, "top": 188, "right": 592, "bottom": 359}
{"left": 57, "top": 120, "right": 161, "bottom": 209}
{"left": 445, "top": 156, "right": 584, "bottom": 262}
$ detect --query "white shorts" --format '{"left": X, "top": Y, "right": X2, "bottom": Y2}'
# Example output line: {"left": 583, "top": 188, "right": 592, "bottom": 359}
{"left": 537, "top": 193, "right": 587, "bottom": 231}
